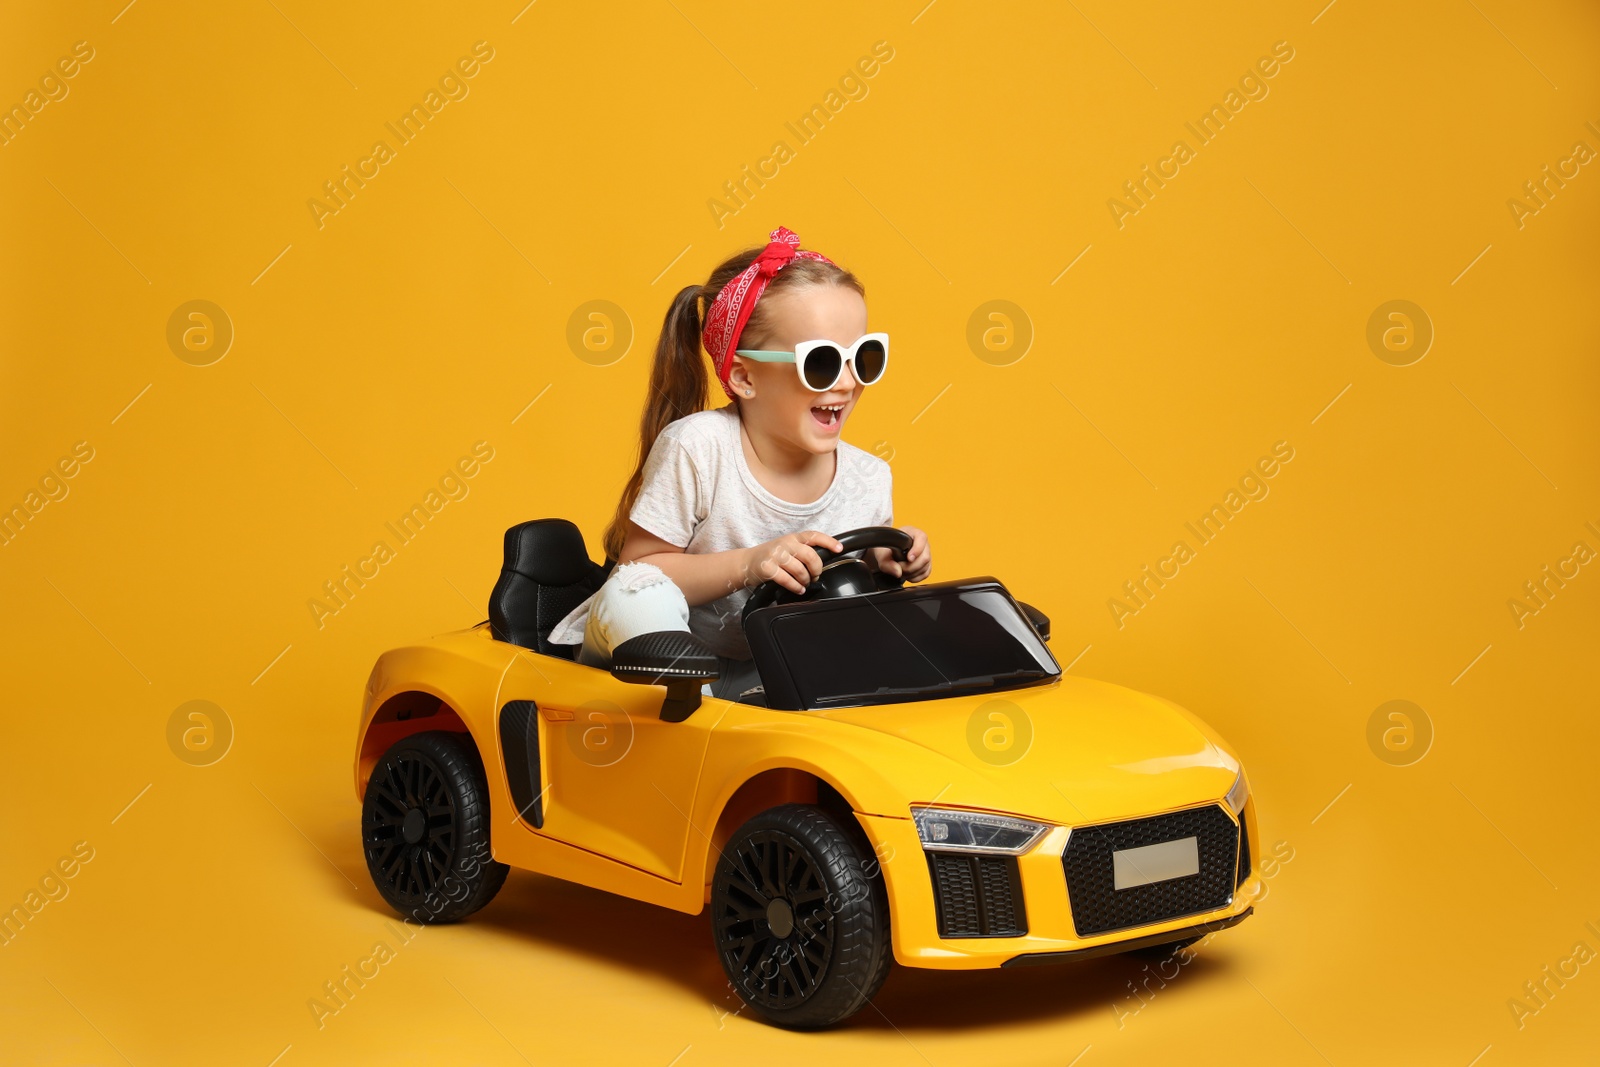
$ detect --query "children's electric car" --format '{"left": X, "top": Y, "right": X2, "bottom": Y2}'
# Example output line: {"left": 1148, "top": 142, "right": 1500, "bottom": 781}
{"left": 354, "top": 521, "right": 1259, "bottom": 1028}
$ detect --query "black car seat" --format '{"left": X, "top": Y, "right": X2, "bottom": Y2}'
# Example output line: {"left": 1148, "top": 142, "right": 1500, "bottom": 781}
{"left": 488, "top": 519, "right": 613, "bottom": 658}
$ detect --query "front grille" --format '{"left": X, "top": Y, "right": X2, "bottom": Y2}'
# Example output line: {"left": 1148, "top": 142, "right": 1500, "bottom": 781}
{"left": 927, "top": 852, "right": 1027, "bottom": 938}
{"left": 1062, "top": 804, "right": 1238, "bottom": 936}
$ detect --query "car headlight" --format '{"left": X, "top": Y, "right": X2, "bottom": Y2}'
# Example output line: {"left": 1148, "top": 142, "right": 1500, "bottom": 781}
{"left": 1224, "top": 769, "right": 1250, "bottom": 816}
{"left": 911, "top": 807, "right": 1048, "bottom": 854}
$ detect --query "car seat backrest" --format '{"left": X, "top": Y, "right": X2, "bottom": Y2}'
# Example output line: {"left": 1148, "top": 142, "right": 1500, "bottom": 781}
{"left": 489, "top": 519, "right": 612, "bottom": 658}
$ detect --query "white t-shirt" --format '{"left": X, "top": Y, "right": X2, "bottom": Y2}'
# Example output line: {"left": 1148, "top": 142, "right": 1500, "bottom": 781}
{"left": 549, "top": 406, "right": 894, "bottom": 659}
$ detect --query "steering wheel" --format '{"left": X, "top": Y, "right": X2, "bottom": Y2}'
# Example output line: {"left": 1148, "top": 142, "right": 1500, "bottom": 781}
{"left": 742, "top": 526, "right": 914, "bottom": 621}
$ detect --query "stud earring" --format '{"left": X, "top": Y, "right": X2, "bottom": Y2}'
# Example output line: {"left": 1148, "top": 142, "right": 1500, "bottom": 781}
{"left": 745, "top": 390, "right": 753, "bottom": 397}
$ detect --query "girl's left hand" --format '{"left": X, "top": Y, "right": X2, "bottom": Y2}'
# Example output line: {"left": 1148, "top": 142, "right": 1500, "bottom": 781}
{"left": 872, "top": 526, "right": 931, "bottom": 583}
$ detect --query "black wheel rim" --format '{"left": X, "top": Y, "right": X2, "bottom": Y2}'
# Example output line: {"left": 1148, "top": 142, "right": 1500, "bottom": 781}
{"left": 715, "top": 830, "right": 834, "bottom": 1009}
{"left": 363, "top": 749, "right": 458, "bottom": 904}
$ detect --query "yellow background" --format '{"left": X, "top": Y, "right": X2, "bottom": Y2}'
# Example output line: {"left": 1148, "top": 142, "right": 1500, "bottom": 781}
{"left": 3, "top": 1, "right": 1598, "bottom": 1063}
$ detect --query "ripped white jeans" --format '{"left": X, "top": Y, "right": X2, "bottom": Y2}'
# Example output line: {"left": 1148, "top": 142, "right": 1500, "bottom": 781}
{"left": 576, "top": 562, "right": 760, "bottom": 699}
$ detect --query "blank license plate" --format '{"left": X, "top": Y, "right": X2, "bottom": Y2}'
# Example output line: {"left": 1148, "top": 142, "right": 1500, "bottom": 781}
{"left": 1112, "top": 836, "right": 1199, "bottom": 889}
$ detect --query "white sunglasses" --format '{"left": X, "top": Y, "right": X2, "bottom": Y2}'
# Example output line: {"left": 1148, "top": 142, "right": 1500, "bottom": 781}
{"left": 734, "top": 332, "right": 890, "bottom": 393}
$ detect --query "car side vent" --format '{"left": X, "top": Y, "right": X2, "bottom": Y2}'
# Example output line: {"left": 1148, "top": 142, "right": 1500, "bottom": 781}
{"left": 499, "top": 700, "right": 543, "bottom": 828}
{"left": 927, "top": 853, "right": 1027, "bottom": 938}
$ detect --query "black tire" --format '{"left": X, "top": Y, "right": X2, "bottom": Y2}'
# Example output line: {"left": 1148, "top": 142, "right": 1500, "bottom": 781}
{"left": 361, "top": 730, "right": 508, "bottom": 923}
{"left": 711, "top": 804, "right": 893, "bottom": 1029}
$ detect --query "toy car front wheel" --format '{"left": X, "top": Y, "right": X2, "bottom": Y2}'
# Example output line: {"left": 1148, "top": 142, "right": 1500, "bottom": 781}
{"left": 711, "top": 804, "right": 892, "bottom": 1029}
{"left": 361, "top": 731, "right": 508, "bottom": 923}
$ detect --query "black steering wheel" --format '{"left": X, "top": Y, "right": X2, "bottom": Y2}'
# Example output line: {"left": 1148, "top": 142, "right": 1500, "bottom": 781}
{"left": 742, "top": 526, "right": 914, "bottom": 621}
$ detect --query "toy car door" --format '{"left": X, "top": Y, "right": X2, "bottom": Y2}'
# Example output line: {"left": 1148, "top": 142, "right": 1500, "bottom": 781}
{"left": 502, "top": 651, "right": 720, "bottom": 882}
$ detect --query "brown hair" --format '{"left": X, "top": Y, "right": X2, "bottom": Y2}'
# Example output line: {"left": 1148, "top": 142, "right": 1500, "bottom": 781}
{"left": 602, "top": 247, "right": 864, "bottom": 561}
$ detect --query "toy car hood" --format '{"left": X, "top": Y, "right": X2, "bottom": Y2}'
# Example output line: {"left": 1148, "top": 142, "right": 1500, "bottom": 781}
{"left": 795, "top": 673, "right": 1241, "bottom": 826}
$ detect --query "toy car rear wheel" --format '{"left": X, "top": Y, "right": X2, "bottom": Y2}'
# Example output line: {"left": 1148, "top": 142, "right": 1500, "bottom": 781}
{"left": 711, "top": 804, "right": 892, "bottom": 1029}
{"left": 361, "top": 730, "right": 508, "bottom": 923}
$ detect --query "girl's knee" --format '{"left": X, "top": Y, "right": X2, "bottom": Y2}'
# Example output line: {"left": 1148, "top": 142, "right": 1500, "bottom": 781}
{"left": 601, "top": 561, "right": 686, "bottom": 603}
{"left": 589, "top": 562, "right": 691, "bottom": 647}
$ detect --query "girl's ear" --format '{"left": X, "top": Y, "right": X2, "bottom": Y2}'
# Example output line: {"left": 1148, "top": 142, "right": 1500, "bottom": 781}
{"left": 727, "top": 356, "right": 756, "bottom": 398}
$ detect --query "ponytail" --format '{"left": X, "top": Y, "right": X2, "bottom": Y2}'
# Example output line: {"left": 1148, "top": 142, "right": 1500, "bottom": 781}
{"left": 601, "top": 245, "right": 866, "bottom": 562}
{"left": 603, "top": 284, "right": 708, "bottom": 560}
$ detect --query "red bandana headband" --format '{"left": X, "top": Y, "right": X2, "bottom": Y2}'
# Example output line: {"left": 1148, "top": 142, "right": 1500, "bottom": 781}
{"left": 702, "top": 225, "right": 835, "bottom": 401}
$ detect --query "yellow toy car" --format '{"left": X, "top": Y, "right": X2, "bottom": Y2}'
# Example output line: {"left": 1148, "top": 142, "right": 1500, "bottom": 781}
{"left": 354, "top": 520, "right": 1259, "bottom": 1028}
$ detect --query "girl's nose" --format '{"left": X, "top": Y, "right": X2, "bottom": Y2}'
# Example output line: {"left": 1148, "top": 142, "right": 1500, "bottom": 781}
{"left": 835, "top": 361, "right": 858, "bottom": 391}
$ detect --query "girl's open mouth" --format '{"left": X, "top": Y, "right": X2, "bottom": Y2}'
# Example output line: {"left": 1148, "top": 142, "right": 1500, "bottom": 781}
{"left": 810, "top": 404, "right": 845, "bottom": 430}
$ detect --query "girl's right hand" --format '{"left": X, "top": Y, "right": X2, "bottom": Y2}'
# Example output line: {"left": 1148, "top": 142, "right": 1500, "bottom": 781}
{"left": 741, "top": 530, "right": 845, "bottom": 594}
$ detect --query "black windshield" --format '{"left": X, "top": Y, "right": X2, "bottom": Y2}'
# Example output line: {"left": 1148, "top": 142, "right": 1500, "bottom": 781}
{"left": 761, "top": 585, "right": 1060, "bottom": 709}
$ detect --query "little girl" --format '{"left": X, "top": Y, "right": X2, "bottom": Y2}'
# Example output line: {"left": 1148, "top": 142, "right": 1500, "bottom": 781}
{"left": 548, "top": 225, "right": 932, "bottom": 699}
